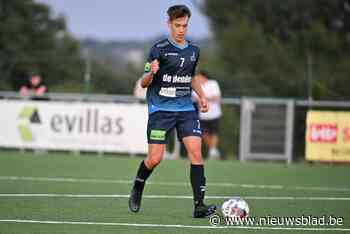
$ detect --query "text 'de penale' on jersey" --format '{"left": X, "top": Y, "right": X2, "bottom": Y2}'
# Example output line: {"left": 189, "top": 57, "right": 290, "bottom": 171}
{"left": 162, "top": 74, "right": 192, "bottom": 83}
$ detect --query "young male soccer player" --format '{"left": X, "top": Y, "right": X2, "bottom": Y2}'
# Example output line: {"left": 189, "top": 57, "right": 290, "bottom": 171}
{"left": 128, "top": 5, "right": 216, "bottom": 218}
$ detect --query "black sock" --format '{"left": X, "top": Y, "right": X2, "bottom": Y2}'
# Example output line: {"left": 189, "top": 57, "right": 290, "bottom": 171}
{"left": 190, "top": 164, "right": 206, "bottom": 207}
{"left": 134, "top": 160, "right": 153, "bottom": 191}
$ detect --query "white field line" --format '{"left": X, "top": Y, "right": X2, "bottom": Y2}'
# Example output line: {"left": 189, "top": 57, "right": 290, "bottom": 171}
{"left": 0, "top": 219, "right": 349, "bottom": 232}
{"left": 0, "top": 176, "right": 349, "bottom": 192}
{"left": 0, "top": 193, "right": 350, "bottom": 201}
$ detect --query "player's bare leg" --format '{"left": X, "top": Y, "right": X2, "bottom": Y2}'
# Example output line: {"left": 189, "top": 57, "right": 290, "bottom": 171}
{"left": 208, "top": 134, "right": 220, "bottom": 159}
{"left": 144, "top": 144, "right": 165, "bottom": 168}
{"left": 183, "top": 136, "right": 216, "bottom": 218}
{"left": 129, "top": 144, "right": 165, "bottom": 213}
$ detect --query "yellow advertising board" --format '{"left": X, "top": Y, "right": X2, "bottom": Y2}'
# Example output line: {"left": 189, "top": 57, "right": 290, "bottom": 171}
{"left": 306, "top": 111, "right": 350, "bottom": 162}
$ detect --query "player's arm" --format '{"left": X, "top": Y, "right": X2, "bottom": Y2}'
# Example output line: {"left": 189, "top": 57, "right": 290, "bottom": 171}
{"left": 192, "top": 76, "right": 209, "bottom": 113}
{"left": 19, "top": 86, "right": 29, "bottom": 97}
{"left": 35, "top": 85, "right": 47, "bottom": 96}
{"left": 140, "top": 60, "right": 159, "bottom": 88}
{"left": 141, "top": 45, "right": 161, "bottom": 88}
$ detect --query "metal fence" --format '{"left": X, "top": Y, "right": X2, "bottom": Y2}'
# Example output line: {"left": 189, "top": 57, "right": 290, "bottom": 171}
{"left": 239, "top": 98, "right": 294, "bottom": 164}
{"left": 1, "top": 91, "right": 350, "bottom": 163}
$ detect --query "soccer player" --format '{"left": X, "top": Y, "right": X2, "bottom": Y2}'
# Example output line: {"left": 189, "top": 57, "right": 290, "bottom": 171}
{"left": 128, "top": 5, "right": 216, "bottom": 218}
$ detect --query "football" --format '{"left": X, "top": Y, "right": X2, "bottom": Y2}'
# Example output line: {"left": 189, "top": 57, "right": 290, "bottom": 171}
{"left": 221, "top": 197, "right": 250, "bottom": 219}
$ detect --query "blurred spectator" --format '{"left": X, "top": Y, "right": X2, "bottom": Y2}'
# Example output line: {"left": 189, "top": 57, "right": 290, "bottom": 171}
{"left": 193, "top": 71, "right": 222, "bottom": 159}
{"left": 20, "top": 73, "right": 48, "bottom": 100}
{"left": 133, "top": 77, "right": 147, "bottom": 102}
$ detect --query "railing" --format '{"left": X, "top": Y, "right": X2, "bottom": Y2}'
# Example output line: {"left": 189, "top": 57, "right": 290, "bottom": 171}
{"left": 2, "top": 91, "right": 350, "bottom": 161}
{"left": 2, "top": 91, "right": 350, "bottom": 107}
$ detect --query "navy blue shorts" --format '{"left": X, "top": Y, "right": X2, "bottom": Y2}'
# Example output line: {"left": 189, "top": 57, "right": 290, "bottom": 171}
{"left": 147, "top": 111, "right": 202, "bottom": 144}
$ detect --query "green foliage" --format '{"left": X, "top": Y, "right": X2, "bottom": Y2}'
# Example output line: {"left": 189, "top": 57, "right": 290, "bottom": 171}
{"left": 80, "top": 39, "right": 150, "bottom": 95}
{"left": 90, "top": 61, "right": 138, "bottom": 95}
{"left": 0, "top": 0, "right": 85, "bottom": 90}
{"left": 218, "top": 105, "right": 240, "bottom": 158}
{"left": 202, "top": 0, "right": 350, "bottom": 100}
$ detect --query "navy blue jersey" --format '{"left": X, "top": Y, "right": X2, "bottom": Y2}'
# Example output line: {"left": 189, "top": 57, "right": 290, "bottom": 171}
{"left": 144, "top": 38, "right": 200, "bottom": 114}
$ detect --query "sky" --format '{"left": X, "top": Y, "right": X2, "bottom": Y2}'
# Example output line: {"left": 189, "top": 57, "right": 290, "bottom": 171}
{"left": 35, "top": 0, "right": 211, "bottom": 41}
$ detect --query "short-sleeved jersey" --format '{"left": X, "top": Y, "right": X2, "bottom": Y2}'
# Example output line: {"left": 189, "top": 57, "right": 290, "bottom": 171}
{"left": 144, "top": 38, "right": 200, "bottom": 114}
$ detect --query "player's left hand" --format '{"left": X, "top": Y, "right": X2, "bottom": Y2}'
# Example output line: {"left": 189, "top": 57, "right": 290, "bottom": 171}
{"left": 199, "top": 97, "right": 209, "bottom": 113}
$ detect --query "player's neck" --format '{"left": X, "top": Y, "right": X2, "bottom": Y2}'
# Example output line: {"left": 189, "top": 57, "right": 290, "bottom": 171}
{"left": 175, "top": 39, "right": 185, "bottom": 45}
{"left": 168, "top": 36, "right": 188, "bottom": 49}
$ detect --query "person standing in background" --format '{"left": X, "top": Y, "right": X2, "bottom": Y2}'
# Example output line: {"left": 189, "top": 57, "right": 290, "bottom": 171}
{"left": 193, "top": 70, "right": 222, "bottom": 159}
{"left": 20, "top": 72, "right": 48, "bottom": 100}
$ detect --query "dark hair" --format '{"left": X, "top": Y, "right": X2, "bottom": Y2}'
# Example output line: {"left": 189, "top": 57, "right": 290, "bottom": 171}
{"left": 167, "top": 5, "right": 191, "bottom": 21}
{"left": 197, "top": 70, "right": 209, "bottom": 78}
{"left": 29, "top": 71, "right": 41, "bottom": 78}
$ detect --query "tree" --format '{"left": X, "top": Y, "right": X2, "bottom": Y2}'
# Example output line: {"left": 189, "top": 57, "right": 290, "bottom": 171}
{"left": 202, "top": 0, "right": 350, "bottom": 99}
{"left": 0, "top": 0, "right": 84, "bottom": 90}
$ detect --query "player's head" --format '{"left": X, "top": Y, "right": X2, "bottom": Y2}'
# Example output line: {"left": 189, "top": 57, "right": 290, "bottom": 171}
{"left": 30, "top": 73, "right": 41, "bottom": 87}
{"left": 167, "top": 5, "right": 191, "bottom": 44}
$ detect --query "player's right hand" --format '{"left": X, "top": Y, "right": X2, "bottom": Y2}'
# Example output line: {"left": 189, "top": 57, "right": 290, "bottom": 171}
{"left": 151, "top": 60, "right": 160, "bottom": 74}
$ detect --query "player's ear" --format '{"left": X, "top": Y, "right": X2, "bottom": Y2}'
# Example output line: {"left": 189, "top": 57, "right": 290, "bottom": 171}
{"left": 167, "top": 19, "right": 171, "bottom": 29}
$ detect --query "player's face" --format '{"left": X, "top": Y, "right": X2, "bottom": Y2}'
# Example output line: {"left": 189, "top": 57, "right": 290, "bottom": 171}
{"left": 168, "top": 16, "right": 189, "bottom": 44}
{"left": 31, "top": 75, "right": 41, "bottom": 86}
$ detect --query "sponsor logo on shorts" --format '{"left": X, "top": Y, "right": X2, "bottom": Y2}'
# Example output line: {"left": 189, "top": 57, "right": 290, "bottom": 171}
{"left": 150, "top": 130, "right": 166, "bottom": 140}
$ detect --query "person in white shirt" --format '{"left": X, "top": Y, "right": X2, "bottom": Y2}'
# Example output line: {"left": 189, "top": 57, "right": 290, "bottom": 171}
{"left": 193, "top": 71, "right": 222, "bottom": 159}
